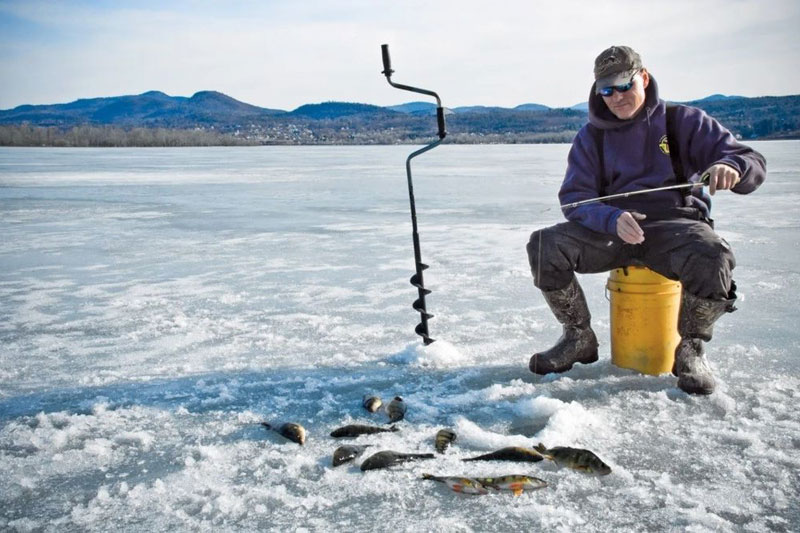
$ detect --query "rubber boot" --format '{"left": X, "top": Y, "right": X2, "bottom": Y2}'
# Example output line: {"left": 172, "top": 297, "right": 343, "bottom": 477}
{"left": 672, "top": 291, "right": 736, "bottom": 395}
{"left": 529, "top": 277, "right": 599, "bottom": 375}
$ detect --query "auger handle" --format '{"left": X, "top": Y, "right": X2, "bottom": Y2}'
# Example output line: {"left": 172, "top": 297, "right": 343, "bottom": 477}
{"left": 436, "top": 107, "right": 446, "bottom": 139}
{"left": 382, "top": 44, "right": 445, "bottom": 139}
{"left": 381, "top": 44, "right": 394, "bottom": 77}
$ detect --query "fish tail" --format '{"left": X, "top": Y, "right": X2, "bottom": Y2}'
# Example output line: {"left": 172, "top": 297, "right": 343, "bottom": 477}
{"left": 260, "top": 422, "right": 272, "bottom": 429}
{"left": 422, "top": 473, "right": 436, "bottom": 481}
{"left": 389, "top": 425, "right": 399, "bottom": 432}
{"left": 534, "top": 443, "right": 547, "bottom": 454}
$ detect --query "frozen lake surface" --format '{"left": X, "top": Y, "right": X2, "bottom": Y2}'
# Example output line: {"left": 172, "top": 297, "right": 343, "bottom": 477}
{"left": 1, "top": 143, "right": 799, "bottom": 531}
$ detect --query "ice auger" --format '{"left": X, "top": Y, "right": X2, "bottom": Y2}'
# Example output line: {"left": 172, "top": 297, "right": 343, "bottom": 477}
{"left": 380, "top": 44, "right": 447, "bottom": 345}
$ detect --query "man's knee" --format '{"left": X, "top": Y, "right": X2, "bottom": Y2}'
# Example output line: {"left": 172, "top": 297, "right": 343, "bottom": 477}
{"left": 673, "top": 239, "right": 736, "bottom": 299}
{"left": 526, "top": 229, "right": 545, "bottom": 268}
{"left": 526, "top": 226, "right": 578, "bottom": 291}
{"left": 527, "top": 227, "right": 564, "bottom": 272}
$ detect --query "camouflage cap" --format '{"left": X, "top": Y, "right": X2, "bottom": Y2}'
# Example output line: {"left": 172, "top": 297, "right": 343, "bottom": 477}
{"left": 594, "top": 45, "right": 643, "bottom": 94}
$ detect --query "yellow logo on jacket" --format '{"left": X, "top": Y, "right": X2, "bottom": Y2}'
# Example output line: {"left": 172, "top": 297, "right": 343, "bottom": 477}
{"left": 659, "top": 135, "right": 670, "bottom": 155}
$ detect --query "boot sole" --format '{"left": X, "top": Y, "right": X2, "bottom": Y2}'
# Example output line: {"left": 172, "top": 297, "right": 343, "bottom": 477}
{"left": 529, "top": 351, "right": 599, "bottom": 376}
{"left": 677, "top": 379, "right": 715, "bottom": 395}
{"left": 679, "top": 386, "right": 715, "bottom": 395}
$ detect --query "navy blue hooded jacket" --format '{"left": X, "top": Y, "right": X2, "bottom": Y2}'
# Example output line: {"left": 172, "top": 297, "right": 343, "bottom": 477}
{"left": 560, "top": 76, "right": 767, "bottom": 235}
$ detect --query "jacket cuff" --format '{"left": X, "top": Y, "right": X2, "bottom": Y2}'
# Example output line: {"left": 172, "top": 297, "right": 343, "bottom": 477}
{"left": 714, "top": 158, "right": 744, "bottom": 175}
{"left": 606, "top": 210, "right": 623, "bottom": 236}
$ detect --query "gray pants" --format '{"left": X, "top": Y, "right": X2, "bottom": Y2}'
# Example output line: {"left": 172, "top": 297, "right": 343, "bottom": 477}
{"left": 527, "top": 218, "right": 735, "bottom": 300}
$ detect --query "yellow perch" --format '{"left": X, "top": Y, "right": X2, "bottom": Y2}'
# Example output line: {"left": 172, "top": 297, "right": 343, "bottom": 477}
{"left": 534, "top": 443, "right": 611, "bottom": 475}
{"left": 422, "top": 473, "right": 489, "bottom": 495}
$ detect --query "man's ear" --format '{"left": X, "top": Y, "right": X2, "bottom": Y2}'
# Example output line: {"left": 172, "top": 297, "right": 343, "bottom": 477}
{"left": 641, "top": 69, "right": 650, "bottom": 89}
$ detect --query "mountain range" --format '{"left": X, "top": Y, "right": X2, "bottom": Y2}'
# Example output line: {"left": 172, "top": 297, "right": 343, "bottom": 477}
{"left": 0, "top": 91, "right": 580, "bottom": 125}
{"left": 1, "top": 90, "right": 798, "bottom": 145}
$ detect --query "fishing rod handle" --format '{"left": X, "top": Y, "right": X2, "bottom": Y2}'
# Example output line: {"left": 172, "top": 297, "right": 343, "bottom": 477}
{"left": 381, "top": 44, "right": 394, "bottom": 77}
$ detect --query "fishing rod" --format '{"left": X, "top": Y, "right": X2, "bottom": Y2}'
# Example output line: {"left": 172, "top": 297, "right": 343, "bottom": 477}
{"left": 381, "top": 44, "right": 447, "bottom": 346}
{"left": 558, "top": 173, "right": 710, "bottom": 210}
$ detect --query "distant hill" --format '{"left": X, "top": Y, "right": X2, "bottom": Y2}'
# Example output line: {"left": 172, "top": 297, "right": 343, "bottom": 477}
{"left": 290, "top": 102, "right": 392, "bottom": 119}
{"left": 1, "top": 91, "right": 798, "bottom": 145}
{"left": 514, "top": 103, "right": 550, "bottom": 112}
{"left": 386, "top": 101, "right": 437, "bottom": 114}
{"left": 681, "top": 94, "right": 800, "bottom": 139}
{"left": 691, "top": 94, "right": 745, "bottom": 103}
{"left": 0, "top": 91, "right": 285, "bottom": 128}
{"left": 453, "top": 105, "right": 513, "bottom": 114}
{"left": 388, "top": 102, "right": 552, "bottom": 114}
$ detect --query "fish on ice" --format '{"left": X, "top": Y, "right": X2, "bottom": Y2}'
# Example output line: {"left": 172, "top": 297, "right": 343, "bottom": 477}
{"left": 386, "top": 396, "right": 406, "bottom": 423}
{"left": 534, "top": 443, "right": 611, "bottom": 475}
{"left": 261, "top": 422, "right": 306, "bottom": 445}
{"left": 462, "top": 446, "right": 543, "bottom": 463}
{"left": 422, "top": 473, "right": 489, "bottom": 495}
{"left": 434, "top": 428, "right": 457, "bottom": 454}
{"left": 330, "top": 424, "right": 400, "bottom": 438}
{"left": 362, "top": 394, "right": 383, "bottom": 413}
{"left": 475, "top": 475, "right": 548, "bottom": 496}
{"left": 360, "top": 450, "right": 434, "bottom": 471}
{"left": 332, "top": 444, "right": 371, "bottom": 467}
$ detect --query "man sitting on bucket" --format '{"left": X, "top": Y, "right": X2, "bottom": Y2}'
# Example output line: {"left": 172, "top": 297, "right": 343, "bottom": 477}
{"left": 527, "top": 45, "right": 766, "bottom": 394}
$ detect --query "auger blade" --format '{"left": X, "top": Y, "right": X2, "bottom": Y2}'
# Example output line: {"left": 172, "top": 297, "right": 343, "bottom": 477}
{"left": 415, "top": 323, "right": 435, "bottom": 345}
{"left": 412, "top": 299, "right": 433, "bottom": 318}
{"left": 410, "top": 274, "right": 431, "bottom": 293}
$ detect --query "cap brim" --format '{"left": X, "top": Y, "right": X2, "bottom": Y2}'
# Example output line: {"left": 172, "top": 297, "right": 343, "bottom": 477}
{"left": 595, "top": 69, "right": 637, "bottom": 94}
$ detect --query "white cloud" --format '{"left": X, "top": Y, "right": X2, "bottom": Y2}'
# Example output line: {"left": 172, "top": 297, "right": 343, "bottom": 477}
{"left": 0, "top": 0, "right": 798, "bottom": 110}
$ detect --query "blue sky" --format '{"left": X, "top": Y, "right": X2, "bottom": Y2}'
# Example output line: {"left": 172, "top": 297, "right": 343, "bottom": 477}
{"left": 1, "top": 0, "right": 798, "bottom": 110}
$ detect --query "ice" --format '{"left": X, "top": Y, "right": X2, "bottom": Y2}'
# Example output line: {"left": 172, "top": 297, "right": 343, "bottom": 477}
{"left": 386, "top": 340, "right": 467, "bottom": 368}
{"left": 1, "top": 143, "right": 799, "bottom": 531}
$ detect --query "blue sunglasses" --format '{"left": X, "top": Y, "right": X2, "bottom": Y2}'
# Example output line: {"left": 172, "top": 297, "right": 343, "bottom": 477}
{"left": 598, "top": 72, "right": 639, "bottom": 97}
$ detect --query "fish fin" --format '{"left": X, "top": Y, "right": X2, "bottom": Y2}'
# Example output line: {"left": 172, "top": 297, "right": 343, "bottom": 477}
{"left": 512, "top": 487, "right": 523, "bottom": 497}
{"left": 421, "top": 473, "right": 434, "bottom": 480}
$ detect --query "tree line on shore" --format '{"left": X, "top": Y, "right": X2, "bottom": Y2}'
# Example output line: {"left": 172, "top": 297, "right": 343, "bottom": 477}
{"left": 0, "top": 124, "right": 257, "bottom": 147}
{"left": 1, "top": 94, "right": 797, "bottom": 147}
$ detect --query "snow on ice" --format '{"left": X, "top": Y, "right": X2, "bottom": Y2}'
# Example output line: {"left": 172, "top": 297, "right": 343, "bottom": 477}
{"left": 1, "top": 144, "right": 799, "bottom": 532}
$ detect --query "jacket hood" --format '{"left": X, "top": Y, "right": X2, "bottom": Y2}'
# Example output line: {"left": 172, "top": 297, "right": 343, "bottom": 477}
{"left": 588, "top": 75, "right": 662, "bottom": 130}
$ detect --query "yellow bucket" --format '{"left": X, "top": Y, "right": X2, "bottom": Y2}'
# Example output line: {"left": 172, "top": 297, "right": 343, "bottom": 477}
{"left": 606, "top": 266, "right": 682, "bottom": 375}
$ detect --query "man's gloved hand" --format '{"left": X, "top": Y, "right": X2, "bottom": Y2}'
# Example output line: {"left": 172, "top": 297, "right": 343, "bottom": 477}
{"left": 703, "top": 163, "right": 741, "bottom": 195}
{"left": 616, "top": 211, "right": 647, "bottom": 244}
